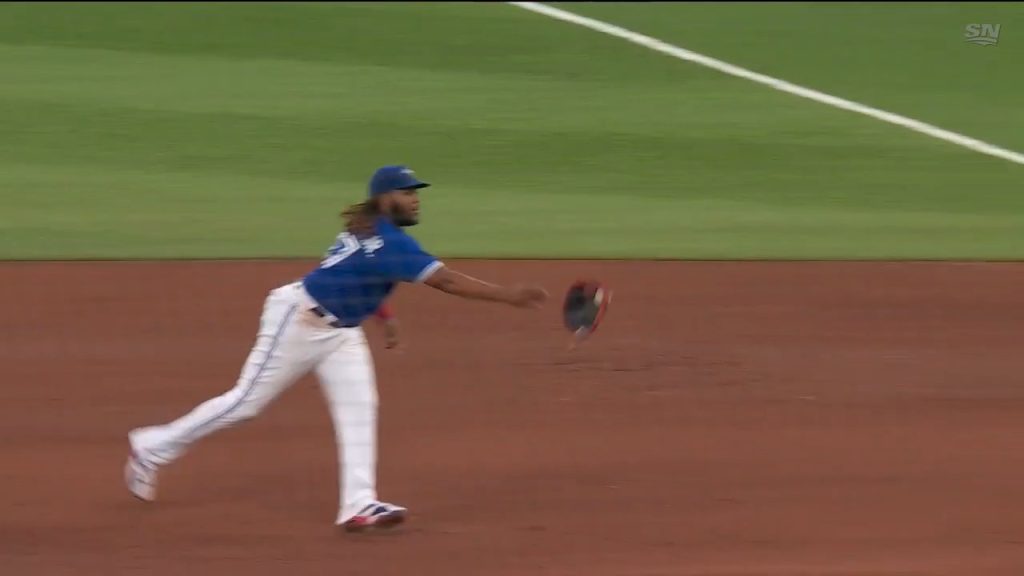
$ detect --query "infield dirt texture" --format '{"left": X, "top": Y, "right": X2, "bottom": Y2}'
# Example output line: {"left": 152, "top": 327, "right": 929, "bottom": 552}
{"left": 2, "top": 2, "right": 1024, "bottom": 575}
{"left": 3, "top": 260, "right": 1024, "bottom": 575}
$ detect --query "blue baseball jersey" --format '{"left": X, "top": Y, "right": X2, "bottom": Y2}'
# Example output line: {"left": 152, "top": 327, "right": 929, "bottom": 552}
{"left": 302, "top": 217, "right": 442, "bottom": 327}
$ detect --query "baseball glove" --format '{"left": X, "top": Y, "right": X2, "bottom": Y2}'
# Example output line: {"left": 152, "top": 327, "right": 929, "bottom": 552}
{"left": 562, "top": 280, "right": 611, "bottom": 346}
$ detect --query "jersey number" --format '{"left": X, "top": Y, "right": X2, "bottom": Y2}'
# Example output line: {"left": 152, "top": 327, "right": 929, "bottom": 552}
{"left": 320, "top": 233, "right": 360, "bottom": 268}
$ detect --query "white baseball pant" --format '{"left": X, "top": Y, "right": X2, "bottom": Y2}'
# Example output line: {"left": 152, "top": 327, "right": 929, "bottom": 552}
{"left": 128, "top": 281, "right": 380, "bottom": 524}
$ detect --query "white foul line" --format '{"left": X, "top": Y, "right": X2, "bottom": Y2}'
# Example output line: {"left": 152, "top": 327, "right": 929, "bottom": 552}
{"left": 507, "top": 2, "right": 1024, "bottom": 167}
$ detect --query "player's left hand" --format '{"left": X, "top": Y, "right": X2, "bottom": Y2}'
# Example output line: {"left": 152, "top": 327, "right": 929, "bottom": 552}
{"left": 383, "top": 318, "right": 401, "bottom": 350}
{"left": 563, "top": 280, "right": 611, "bottom": 349}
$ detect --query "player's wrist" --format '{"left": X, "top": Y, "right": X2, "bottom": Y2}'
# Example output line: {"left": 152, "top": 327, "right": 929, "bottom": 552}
{"left": 375, "top": 304, "right": 395, "bottom": 321}
{"left": 497, "top": 285, "right": 523, "bottom": 306}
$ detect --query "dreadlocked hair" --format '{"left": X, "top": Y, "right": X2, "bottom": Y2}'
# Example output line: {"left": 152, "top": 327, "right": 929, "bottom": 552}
{"left": 340, "top": 197, "right": 382, "bottom": 237}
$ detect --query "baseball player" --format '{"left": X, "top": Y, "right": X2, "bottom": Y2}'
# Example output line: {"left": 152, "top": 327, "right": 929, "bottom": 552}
{"left": 124, "top": 165, "right": 548, "bottom": 532}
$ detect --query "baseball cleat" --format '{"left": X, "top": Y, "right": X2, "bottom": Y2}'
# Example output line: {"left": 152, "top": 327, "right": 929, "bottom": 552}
{"left": 340, "top": 502, "right": 408, "bottom": 533}
{"left": 124, "top": 451, "right": 159, "bottom": 502}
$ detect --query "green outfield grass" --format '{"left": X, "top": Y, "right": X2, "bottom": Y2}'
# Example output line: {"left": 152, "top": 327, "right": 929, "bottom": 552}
{"left": 0, "top": 2, "right": 1021, "bottom": 260}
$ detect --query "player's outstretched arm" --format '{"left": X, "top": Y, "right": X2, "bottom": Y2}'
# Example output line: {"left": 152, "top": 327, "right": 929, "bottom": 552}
{"left": 423, "top": 266, "right": 547, "bottom": 309}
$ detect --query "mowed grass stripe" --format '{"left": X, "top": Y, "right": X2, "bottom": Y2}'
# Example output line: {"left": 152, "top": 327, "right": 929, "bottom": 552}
{"left": 557, "top": 2, "right": 1024, "bottom": 151}
{"left": 510, "top": 2, "right": 1024, "bottom": 166}
{"left": 0, "top": 4, "right": 1021, "bottom": 259}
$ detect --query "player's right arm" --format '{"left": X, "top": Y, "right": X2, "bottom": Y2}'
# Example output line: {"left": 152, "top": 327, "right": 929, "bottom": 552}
{"left": 386, "top": 232, "right": 547, "bottom": 309}
{"left": 422, "top": 266, "right": 547, "bottom": 309}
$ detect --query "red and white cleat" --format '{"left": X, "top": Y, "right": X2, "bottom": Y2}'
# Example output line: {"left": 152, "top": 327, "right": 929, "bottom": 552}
{"left": 340, "top": 502, "right": 408, "bottom": 533}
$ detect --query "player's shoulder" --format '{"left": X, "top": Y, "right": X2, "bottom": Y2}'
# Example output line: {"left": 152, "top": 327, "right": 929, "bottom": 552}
{"left": 376, "top": 219, "right": 425, "bottom": 249}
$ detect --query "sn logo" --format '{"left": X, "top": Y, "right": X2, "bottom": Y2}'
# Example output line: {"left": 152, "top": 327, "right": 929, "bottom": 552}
{"left": 964, "top": 23, "right": 1001, "bottom": 46}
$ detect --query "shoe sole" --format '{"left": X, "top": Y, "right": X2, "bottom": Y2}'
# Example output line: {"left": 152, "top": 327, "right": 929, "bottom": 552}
{"left": 342, "top": 510, "right": 407, "bottom": 533}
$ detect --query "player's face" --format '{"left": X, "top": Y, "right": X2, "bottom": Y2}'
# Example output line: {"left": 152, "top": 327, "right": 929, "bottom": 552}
{"left": 386, "top": 188, "right": 421, "bottom": 227}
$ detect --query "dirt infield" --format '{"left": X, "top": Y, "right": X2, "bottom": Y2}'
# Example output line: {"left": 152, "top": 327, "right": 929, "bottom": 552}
{"left": 2, "top": 260, "right": 1023, "bottom": 575}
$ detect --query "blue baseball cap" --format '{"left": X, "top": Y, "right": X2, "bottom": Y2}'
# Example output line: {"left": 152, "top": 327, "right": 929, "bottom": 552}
{"left": 367, "top": 165, "right": 430, "bottom": 197}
